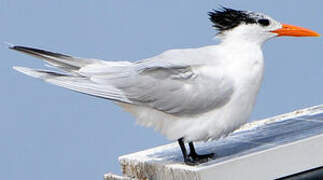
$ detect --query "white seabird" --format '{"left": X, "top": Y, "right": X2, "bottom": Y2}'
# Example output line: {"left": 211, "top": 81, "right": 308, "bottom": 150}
{"left": 12, "top": 7, "right": 320, "bottom": 164}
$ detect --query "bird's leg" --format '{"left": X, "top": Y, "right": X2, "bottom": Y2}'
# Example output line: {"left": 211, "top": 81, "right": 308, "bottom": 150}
{"left": 188, "top": 142, "right": 215, "bottom": 163}
{"left": 178, "top": 138, "right": 196, "bottom": 165}
{"left": 178, "top": 138, "right": 215, "bottom": 165}
{"left": 178, "top": 138, "right": 189, "bottom": 162}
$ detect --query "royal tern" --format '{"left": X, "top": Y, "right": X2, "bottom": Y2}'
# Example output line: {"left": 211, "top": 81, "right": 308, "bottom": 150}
{"left": 12, "top": 7, "right": 319, "bottom": 165}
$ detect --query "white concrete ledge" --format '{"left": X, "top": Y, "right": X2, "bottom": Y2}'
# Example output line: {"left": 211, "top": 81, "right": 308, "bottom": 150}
{"left": 105, "top": 105, "right": 323, "bottom": 180}
{"left": 104, "top": 173, "right": 135, "bottom": 180}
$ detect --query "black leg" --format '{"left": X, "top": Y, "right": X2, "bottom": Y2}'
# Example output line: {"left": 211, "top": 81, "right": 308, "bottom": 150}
{"left": 178, "top": 138, "right": 188, "bottom": 160}
{"left": 178, "top": 138, "right": 215, "bottom": 165}
{"left": 188, "top": 142, "right": 215, "bottom": 163}
{"left": 178, "top": 138, "right": 196, "bottom": 165}
{"left": 188, "top": 142, "right": 197, "bottom": 157}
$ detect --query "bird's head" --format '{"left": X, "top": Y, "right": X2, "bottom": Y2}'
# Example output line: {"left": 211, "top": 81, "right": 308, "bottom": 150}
{"left": 209, "top": 7, "right": 320, "bottom": 45}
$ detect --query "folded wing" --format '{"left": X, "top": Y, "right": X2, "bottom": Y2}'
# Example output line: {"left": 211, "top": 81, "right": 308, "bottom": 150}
{"left": 12, "top": 46, "right": 234, "bottom": 116}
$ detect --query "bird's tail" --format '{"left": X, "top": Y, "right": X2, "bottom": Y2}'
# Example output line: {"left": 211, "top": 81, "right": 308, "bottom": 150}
{"left": 13, "top": 66, "right": 131, "bottom": 103}
{"left": 13, "top": 66, "right": 67, "bottom": 79}
{"left": 11, "top": 45, "right": 133, "bottom": 103}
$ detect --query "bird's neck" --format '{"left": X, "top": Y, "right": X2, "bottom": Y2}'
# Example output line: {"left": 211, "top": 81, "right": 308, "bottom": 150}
{"left": 215, "top": 34, "right": 265, "bottom": 69}
{"left": 217, "top": 36, "right": 264, "bottom": 59}
{"left": 219, "top": 35, "right": 264, "bottom": 48}
{"left": 217, "top": 29, "right": 271, "bottom": 47}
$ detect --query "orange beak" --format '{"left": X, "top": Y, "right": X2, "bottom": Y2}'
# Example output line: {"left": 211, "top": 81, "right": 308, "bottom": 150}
{"left": 271, "top": 24, "right": 320, "bottom": 37}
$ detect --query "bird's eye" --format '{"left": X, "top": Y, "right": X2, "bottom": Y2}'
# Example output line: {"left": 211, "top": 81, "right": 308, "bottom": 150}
{"left": 258, "top": 19, "right": 270, "bottom": 26}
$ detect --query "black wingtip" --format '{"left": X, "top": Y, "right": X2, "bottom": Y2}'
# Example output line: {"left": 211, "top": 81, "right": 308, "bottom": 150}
{"left": 9, "top": 45, "right": 20, "bottom": 50}
{"left": 9, "top": 45, "right": 71, "bottom": 58}
{"left": 10, "top": 45, "right": 33, "bottom": 51}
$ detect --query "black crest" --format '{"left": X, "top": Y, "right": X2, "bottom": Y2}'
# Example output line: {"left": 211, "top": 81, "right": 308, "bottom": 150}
{"left": 208, "top": 7, "right": 256, "bottom": 32}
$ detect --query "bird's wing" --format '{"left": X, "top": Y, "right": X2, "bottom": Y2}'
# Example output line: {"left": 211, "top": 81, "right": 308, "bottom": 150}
{"left": 11, "top": 46, "right": 133, "bottom": 103}
{"left": 10, "top": 46, "right": 99, "bottom": 73}
{"left": 87, "top": 49, "right": 235, "bottom": 116}
{"left": 111, "top": 65, "right": 233, "bottom": 115}
{"left": 13, "top": 46, "right": 234, "bottom": 116}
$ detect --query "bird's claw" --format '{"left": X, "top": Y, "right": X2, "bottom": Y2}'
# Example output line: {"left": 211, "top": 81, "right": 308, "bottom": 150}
{"left": 184, "top": 152, "right": 215, "bottom": 165}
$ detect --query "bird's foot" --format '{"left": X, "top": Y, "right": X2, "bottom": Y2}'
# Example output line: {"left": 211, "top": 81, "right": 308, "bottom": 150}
{"left": 184, "top": 152, "right": 215, "bottom": 165}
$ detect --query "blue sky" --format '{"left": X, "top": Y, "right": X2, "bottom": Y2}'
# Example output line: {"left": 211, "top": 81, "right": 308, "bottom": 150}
{"left": 1, "top": 1, "right": 322, "bottom": 180}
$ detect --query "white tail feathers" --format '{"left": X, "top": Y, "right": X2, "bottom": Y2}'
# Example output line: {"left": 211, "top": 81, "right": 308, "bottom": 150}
{"left": 13, "top": 66, "right": 65, "bottom": 79}
{"left": 13, "top": 66, "right": 132, "bottom": 103}
{"left": 12, "top": 45, "right": 133, "bottom": 104}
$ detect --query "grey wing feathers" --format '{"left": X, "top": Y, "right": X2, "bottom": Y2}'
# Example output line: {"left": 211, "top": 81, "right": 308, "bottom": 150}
{"left": 115, "top": 65, "right": 234, "bottom": 115}
{"left": 12, "top": 45, "right": 234, "bottom": 116}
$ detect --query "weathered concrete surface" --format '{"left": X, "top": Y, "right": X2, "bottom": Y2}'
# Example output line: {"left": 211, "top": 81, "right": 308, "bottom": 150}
{"left": 105, "top": 105, "right": 323, "bottom": 180}
{"left": 104, "top": 173, "right": 136, "bottom": 180}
